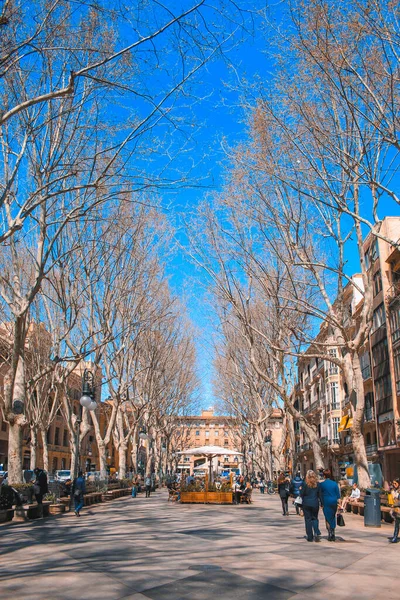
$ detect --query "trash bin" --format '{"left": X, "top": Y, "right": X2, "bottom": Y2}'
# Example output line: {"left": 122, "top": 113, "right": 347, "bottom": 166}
{"left": 364, "top": 488, "right": 381, "bottom": 528}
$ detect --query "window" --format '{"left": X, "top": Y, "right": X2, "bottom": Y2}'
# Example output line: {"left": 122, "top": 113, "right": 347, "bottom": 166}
{"left": 393, "top": 346, "right": 400, "bottom": 394}
{"left": 390, "top": 305, "right": 400, "bottom": 344}
{"left": 215, "top": 430, "right": 219, "bottom": 437}
{"left": 372, "top": 338, "right": 390, "bottom": 379}
{"left": 372, "top": 304, "right": 386, "bottom": 332}
{"left": 331, "top": 417, "right": 340, "bottom": 443}
{"left": 196, "top": 430, "right": 200, "bottom": 436}
{"left": 61, "top": 458, "right": 66, "bottom": 469}
{"left": 366, "top": 432, "right": 371, "bottom": 445}
{"left": 1, "top": 420, "right": 7, "bottom": 432}
{"left": 205, "top": 431, "right": 209, "bottom": 438}
{"left": 52, "top": 457, "right": 58, "bottom": 472}
{"left": 224, "top": 440, "right": 229, "bottom": 446}
{"left": 54, "top": 427, "right": 60, "bottom": 446}
{"left": 373, "top": 271, "right": 383, "bottom": 297}
{"left": 364, "top": 392, "right": 375, "bottom": 421}
{"left": 330, "top": 382, "right": 339, "bottom": 409}
{"left": 360, "top": 352, "right": 371, "bottom": 380}
{"left": 375, "top": 375, "right": 392, "bottom": 413}
{"left": 63, "top": 429, "right": 68, "bottom": 447}
{"left": 371, "top": 239, "right": 379, "bottom": 261}
{"left": 224, "top": 431, "right": 228, "bottom": 437}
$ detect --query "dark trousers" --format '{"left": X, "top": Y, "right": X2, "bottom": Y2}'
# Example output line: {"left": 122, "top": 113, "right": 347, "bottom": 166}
{"left": 392, "top": 515, "right": 400, "bottom": 540}
{"left": 280, "top": 496, "right": 288, "bottom": 515}
{"left": 323, "top": 503, "right": 337, "bottom": 531}
{"left": 260, "top": 487, "right": 265, "bottom": 494}
{"left": 35, "top": 493, "right": 43, "bottom": 505}
{"left": 145, "top": 485, "right": 151, "bottom": 497}
{"left": 303, "top": 505, "right": 320, "bottom": 540}
{"left": 74, "top": 493, "right": 84, "bottom": 514}
{"left": 234, "top": 491, "right": 242, "bottom": 504}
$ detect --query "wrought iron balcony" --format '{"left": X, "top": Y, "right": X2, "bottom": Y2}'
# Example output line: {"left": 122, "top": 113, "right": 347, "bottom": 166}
{"left": 364, "top": 407, "right": 375, "bottom": 422}
{"left": 366, "top": 443, "right": 378, "bottom": 455}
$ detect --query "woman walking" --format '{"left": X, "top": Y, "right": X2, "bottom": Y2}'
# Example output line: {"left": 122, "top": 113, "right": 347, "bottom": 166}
{"left": 300, "top": 470, "right": 321, "bottom": 542}
{"left": 319, "top": 469, "right": 341, "bottom": 542}
{"left": 278, "top": 473, "right": 290, "bottom": 516}
{"left": 72, "top": 471, "right": 86, "bottom": 517}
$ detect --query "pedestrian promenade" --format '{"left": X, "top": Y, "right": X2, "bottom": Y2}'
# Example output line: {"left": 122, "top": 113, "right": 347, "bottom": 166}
{"left": 0, "top": 489, "right": 397, "bottom": 599}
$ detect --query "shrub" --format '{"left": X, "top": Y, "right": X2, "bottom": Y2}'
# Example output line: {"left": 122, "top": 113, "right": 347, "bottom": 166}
{"left": 0, "top": 485, "right": 14, "bottom": 510}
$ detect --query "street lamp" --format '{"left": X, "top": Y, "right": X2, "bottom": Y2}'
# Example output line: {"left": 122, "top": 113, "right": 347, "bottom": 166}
{"left": 75, "top": 369, "right": 97, "bottom": 479}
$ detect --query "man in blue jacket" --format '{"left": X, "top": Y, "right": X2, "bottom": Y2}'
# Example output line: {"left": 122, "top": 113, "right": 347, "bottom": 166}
{"left": 319, "top": 469, "right": 341, "bottom": 541}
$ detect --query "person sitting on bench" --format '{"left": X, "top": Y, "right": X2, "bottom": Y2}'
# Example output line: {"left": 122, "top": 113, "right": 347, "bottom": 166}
{"left": 339, "top": 482, "right": 360, "bottom": 512}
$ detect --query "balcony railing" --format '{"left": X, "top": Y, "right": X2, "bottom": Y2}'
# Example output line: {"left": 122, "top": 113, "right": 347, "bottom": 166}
{"left": 320, "top": 436, "right": 328, "bottom": 446}
{"left": 364, "top": 407, "right": 375, "bottom": 422}
{"left": 361, "top": 365, "right": 371, "bottom": 380}
{"left": 331, "top": 437, "right": 340, "bottom": 445}
{"left": 329, "top": 402, "right": 341, "bottom": 411}
{"left": 326, "top": 366, "right": 339, "bottom": 376}
{"left": 301, "top": 443, "right": 311, "bottom": 451}
{"left": 366, "top": 443, "right": 378, "bottom": 455}
{"left": 303, "top": 401, "right": 320, "bottom": 415}
{"left": 386, "top": 280, "right": 400, "bottom": 305}
{"left": 344, "top": 435, "right": 352, "bottom": 445}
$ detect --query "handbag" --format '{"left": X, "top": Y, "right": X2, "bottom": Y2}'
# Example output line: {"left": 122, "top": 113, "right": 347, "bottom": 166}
{"left": 294, "top": 495, "right": 303, "bottom": 505}
{"left": 337, "top": 512, "right": 345, "bottom": 527}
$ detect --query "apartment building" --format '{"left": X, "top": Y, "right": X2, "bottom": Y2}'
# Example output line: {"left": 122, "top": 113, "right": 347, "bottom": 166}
{"left": 294, "top": 217, "right": 400, "bottom": 484}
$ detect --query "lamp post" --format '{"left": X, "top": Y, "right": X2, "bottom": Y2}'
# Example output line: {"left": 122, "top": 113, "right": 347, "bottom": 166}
{"left": 248, "top": 451, "right": 254, "bottom": 480}
{"left": 74, "top": 369, "right": 97, "bottom": 481}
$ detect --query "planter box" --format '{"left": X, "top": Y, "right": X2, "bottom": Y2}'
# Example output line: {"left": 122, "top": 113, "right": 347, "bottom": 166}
{"left": 180, "top": 491, "right": 233, "bottom": 504}
{"left": 0, "top": 508, "right": 14, "bottom": 523}
{"left": 49, "top": 504, "right": 66, "bottom": 515}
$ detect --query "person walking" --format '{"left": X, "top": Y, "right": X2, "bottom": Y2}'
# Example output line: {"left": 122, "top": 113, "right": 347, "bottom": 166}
{"left": 319, "top": 469, "right": 341, "bottom": 541}
{"left": 33, "top": 467, "right": 48, "bottom": 507}
{"left": 290, "top": 472, "right": 304, "bottom": 516}
{"left": 389, "top": 478, "right": 400, "bottom": 543}
{"left": 145, "top": 475, "right": 152, "bottom": 497}
{"left": 278, "top": 473, "right": 290, "bottom": 516}
{"left": 300, "top": 470, "right": 321, "bottom": 542}
{"left": 259, "top": 478, "right": 265, "bottom": 494}
{"left": 72, "top": 471, "right": 86, "bottom": 517}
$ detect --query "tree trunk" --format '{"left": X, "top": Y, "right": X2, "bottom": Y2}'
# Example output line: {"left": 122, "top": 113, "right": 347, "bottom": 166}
{"left": 118, "top": 443, "right": 127, "bottom": 479}
{"left": 7, "top": 421, "right": 24, "bottom": 484}
{"left": 30, "top": 426, "right": 37, "bottom": 470}
{"left": 346, "top": 353, "right": 371, "bottom": 488}
{"left": 311, "top": 440, "right": 326, "bottom": 472}
{"left": 130, "top": 441, "right": 138, "bottom": 474}
{"left": 40, "top": 427, "right": 49, "bottom": 472}
{"left": 97, "top": 442, "right": 108, "bottom": 479}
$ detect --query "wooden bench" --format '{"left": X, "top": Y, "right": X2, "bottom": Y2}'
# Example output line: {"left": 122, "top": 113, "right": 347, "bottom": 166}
{"left": 346, "top": 494, "right": 394, "bottom": 523}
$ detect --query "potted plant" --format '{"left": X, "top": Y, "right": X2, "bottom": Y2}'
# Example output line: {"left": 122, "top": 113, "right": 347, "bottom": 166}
{"left": 44, "top": 492, "right": 66, "bottom": 515}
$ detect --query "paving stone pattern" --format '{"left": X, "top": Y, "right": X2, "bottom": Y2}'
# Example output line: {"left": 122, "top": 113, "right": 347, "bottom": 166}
{"left": 0, "top": 490, "right": 397, "bottom": 599}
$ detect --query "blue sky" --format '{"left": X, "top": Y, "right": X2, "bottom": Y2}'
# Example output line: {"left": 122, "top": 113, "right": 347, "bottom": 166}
{"left": 134, "top": 2, "right": 400, "bottom": 410}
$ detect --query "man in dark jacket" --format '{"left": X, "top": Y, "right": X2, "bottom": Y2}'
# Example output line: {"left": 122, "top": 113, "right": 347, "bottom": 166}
{"left": 33, "top": 467, "right": 48, "bottom": 505}
{"left": 290, "top": 472, "right": 304, "bottom": 515}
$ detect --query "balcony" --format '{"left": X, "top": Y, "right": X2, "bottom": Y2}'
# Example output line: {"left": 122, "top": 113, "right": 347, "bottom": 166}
{"left": 386, "top": 280, "right": 400, "bottom": 305}
{"left": 364, "top": 407, "right": 375, "bottom": 422}
{"left": 325, "top": 366, "right": 339, "bottom": 377}
{"left": 301, "top": 443, "right": 311, "bottom": 452}
{"left": 366, "top": 443, "right": 378, "bottom": 455}
{"left": 329, "top": 403, "right": 341, "bottom": 412}
{"left": 320, "top": 436, "right": 328, "bottom": 446}
{"left": 331, "top": 438, "right": 340, "bottom": 446}
{"left": 361, "top": 365, "right": 371, "bottom": 380}
{"left": 344, "top": 434, "right": 352, "bottom": 445}
{"left": 303, "top": 401, "right": 320, "bottom": 415}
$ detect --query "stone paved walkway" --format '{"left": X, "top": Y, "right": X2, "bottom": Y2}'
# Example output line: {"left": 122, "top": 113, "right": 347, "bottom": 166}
{"left": 0, "top": 489, "right": 397, "bottom": 599}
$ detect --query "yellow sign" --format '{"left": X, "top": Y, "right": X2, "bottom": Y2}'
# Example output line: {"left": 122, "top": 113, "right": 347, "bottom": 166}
{"left": 338, "top": 415, "right": 349, "bottom": 432}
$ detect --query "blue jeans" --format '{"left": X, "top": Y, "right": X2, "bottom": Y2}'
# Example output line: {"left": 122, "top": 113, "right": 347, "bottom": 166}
{"left": 74, "top": 493, "right": 84, "bottom": 513}
{"left": 303, "top": 505, "right": 321, "bottom": 540}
